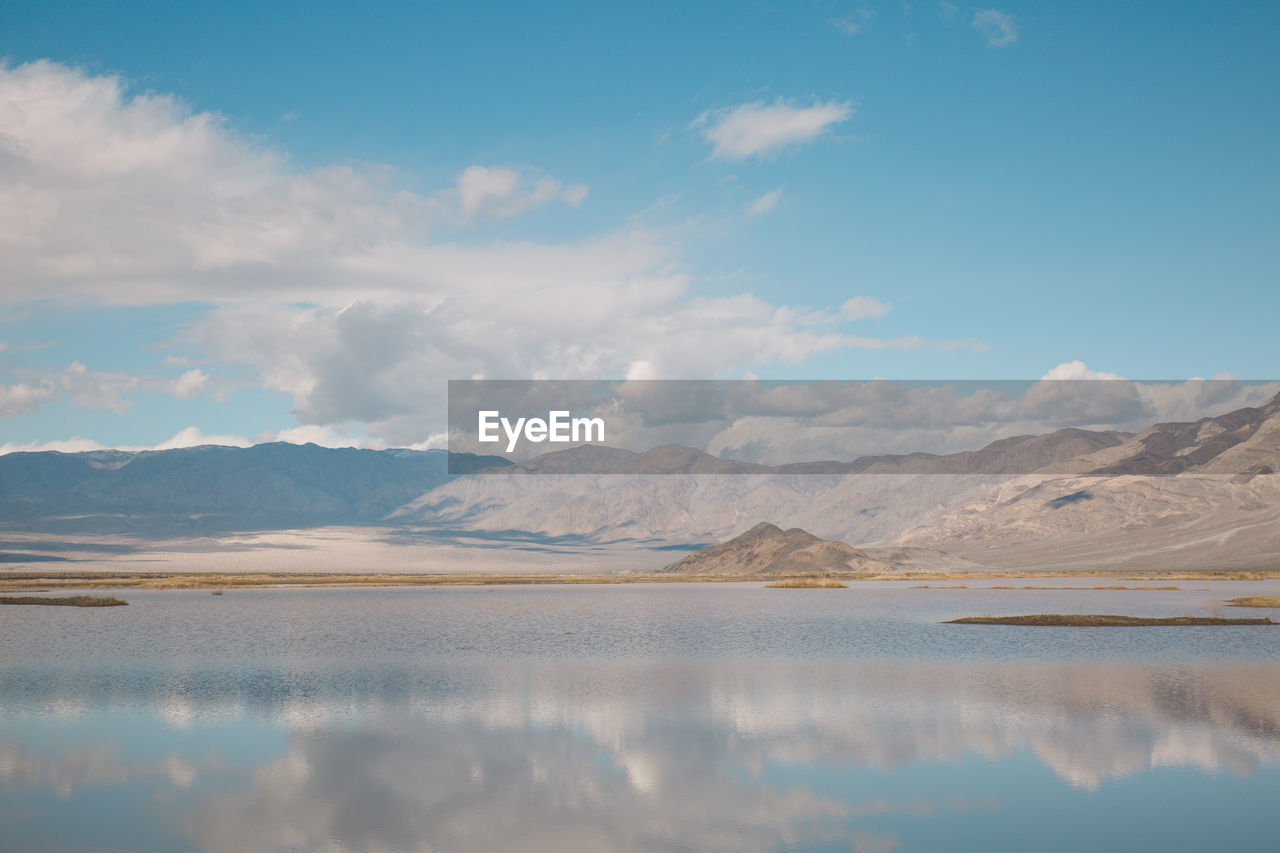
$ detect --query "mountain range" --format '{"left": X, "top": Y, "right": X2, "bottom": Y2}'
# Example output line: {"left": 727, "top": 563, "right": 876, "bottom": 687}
{"left": 2, "top": 392, "right": 1278, "bottom": 571}
{"left": 0, "top": 443, "right": 461, "bottom": 534}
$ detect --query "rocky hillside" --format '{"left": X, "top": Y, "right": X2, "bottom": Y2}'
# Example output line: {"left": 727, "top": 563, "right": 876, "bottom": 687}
{"left": 890, "top": 393, "right": 1280, "bottom": 571}
{"left": 658, "top": 522, "right": 892, "bottom": 575}
{"left": 1056, "top": 393, "right": 1280, "bottom": 478}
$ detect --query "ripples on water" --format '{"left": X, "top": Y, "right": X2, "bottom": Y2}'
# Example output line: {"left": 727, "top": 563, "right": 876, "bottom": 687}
{"left": 2, "top": 582, "right": 1279, "bottom": 852}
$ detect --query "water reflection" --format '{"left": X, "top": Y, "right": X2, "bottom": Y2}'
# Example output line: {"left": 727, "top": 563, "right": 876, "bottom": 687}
{"left": 3, "top": 659, "right": 1279, "bottom": 852}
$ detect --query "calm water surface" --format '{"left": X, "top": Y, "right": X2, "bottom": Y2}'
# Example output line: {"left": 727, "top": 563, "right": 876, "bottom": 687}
{"left": 2, "top": 581, "right": 1279, "bottom": 852}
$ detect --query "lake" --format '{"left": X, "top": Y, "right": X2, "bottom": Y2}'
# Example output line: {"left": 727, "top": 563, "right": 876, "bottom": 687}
{"left": 2, "top": 581, "right": 1279, "bottom": 852}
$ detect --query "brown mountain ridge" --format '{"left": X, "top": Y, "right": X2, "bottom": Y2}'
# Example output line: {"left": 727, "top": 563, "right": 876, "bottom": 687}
{"left": 658, "top": 521, "right": 892, "bottom": 576}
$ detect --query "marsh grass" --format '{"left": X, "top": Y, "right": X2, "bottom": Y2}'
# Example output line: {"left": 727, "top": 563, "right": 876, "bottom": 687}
{"left": 764, "top": 577, "right": 848, "bottom": 588}
{"left": 0, "top": 595, "right": 127, "bottom": 607}
{"left": 0, "top": 572, "right": 633, "bottom": 590}
{"left": 946, "top": 614, "right": 1275, "bottom": 626}
{"left": 1225, "top": 596, "right": 1280, "bottom": 608}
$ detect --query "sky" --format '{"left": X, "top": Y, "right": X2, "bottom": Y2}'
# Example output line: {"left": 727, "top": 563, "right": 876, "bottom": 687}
{"left": 1, "top": 1, "right": 1277, "bottom": 452}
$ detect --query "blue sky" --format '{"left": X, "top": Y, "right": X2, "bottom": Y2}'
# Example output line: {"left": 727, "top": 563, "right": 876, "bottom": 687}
{"left": 1, "top": 1, "right": 1277, "bottom": 450}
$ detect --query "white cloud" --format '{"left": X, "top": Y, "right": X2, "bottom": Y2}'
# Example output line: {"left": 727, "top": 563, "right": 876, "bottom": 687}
{"left": 0, "top": 62, "right": 984, "bottom": 446}
{"left": 746, "top": 188, "right": 783, "bottom": 217}
{"left": 61, "top": 361, "right": 140, "bottom": 412}
{"left": 0, "top": 360, "right": 221, "bottom": 418}
{"left": 172, "top": 368, "right": 208, "bottom": 399}
{"left": 0, "top": 437, "right": 111, "bottom": 455}
{"left": 0, "top": 361, "right": 140, "bottom": 417}
{"left": 0, "top": 381, "right": 59, "bottom": 417}
{"left": 9, "top": 376, "right": 1272, "bottom": 459}
{"left": 839, "top": 296, "right": 891, "bottom": 322}
{"left": 0, "top": 61, "right": 587, "bottom": 305}
{"left": 268, "top": 424, "right": 364, "bottom": 448}
{"left": 972, "top": 9, "right": 1018, "bottom": 47}
{"left": 152, "top": 426, "right": 252, "bottom": 450}
{"left": 0, "top": 424, "right": 366, "bottom": 455}
{"left": 0, "top": 429, "right": 218, "bottom": 455}
{"left": 1041, "top": 360, "right": 1124, "bottom": 381}
{"left": 193, "top": 296, "right": 984, "bottom": 447}
{"left": 438, "top": 165, "right": 588, "bottom": 223}
{"left": 692, "top": 99, "right": 853, "bottom": 161}
{"left": 834, "top": 9, "right": 874, "bottom": 35}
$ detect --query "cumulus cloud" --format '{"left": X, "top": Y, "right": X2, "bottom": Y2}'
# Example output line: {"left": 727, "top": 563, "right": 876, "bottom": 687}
{"left": 0, "top": 428, "right": 234, "bottom": 455}
{"left": 435, "top": 165, "right": 588, "bottom": 223}
{"left": 692, "top": 99, "right": 853, "bottom": 160}
{"left": 0, "top": 436, "right": 111, "bottom": 455}
{"left": 0, "top": 361, "right": 140, "bottom": 417}
{"left": 172, "top": 369, "right": 208, "bottom": 400}
{"left": 746, "top": 188, "right": 783, "bottom": 217}
{"left": 0, "top": 61, "right": 985, "bottom": 447}
{"left": 0, "top": 61, "right": 395, "bottom": 299}
{"left": 0, "top": 61, "right": 586, "bottom": 305}
{"left": 194, "top": 295, "right": 968, "bottom": 446}
{"left": 0, "top": 359, "right": 229, "bottom": 419}
{"left": 839, "top": 296, "right": 891, "bottom": 322}
{"left": 972, "top": 9, "right": 1018, "bottom": 47}
{"left": 152, "top": 426, "right": 252, "bottom": 450}
{"left": 0, "top": 381, "right": 59, "bottom": 417}
{"left": 269, "top": 424, "right": 364, "bottom": 448}
{"left": 0, "top": 424, "right": 383, "bottom": 455}
{"left": 1041, "top": 361, "right": 1124, "bottom": 381}
{"left": 61, "top": 362, "right": 140, "bottom": 412}
{"left": 834, "top": 9, "right": 874, "bottom": 35}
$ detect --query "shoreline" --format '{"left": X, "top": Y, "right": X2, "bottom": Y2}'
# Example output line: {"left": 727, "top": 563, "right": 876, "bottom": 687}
{"left": 945, "top": 614, "right": 1277, "bottom": 626}
{"left": 2, "top": 568, "right": 1278, "bottom": 591}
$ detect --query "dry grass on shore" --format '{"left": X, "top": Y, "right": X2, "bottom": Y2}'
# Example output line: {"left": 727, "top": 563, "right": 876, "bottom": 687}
{"left": 1225, "top": 596, "right": 1280, "bottom": 608}
{"left": 0, "top": 595, "right": 127, "bottom": 607}
{"left": 0, "top": 571, "right": 632, "bottom": 591}
{"left": 764, "top": 577, "right": 848, "bottom": 589}
{"left": 0, "top": 568, "right": 1275, "bottom": 592}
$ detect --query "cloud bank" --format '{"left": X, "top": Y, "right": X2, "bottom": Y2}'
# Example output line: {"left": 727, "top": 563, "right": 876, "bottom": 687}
{"left": 0, "top": 61, "right": 973, "bottom": 447}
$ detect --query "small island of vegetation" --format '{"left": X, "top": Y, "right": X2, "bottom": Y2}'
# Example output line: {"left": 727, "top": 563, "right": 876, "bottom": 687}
{"left": 945, "top": 614, "right": 1275, "bottom": 626}
{"left": 1225, "top": 596, "right": 1280, "bottom": 608}
{"left": 764, "top": 577, "right": 848, "bottom": 588}
{"left": 0, "top": 595, "right": 128, "bottom": 607}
